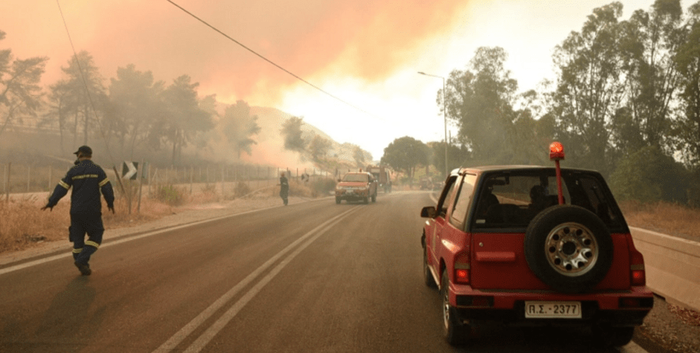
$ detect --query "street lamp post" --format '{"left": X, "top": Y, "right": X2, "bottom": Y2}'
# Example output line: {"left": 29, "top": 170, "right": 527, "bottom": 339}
{"left": 418, "top": 71, "right": 448, "bottom": 179}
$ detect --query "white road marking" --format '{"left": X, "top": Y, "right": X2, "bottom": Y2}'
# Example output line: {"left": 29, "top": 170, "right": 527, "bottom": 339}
{"left": 154, "top": 206, "right": 362, "bottom": 352}
{"left": 0, "top": 204, "right": 292, "bottom": 276}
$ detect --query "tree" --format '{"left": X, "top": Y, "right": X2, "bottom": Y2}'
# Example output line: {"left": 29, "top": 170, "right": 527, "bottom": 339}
{"left": 281, "top": 116, "right": 307, "bottom": 153}
{"left": 609, "top": 145, "right": 690, "bottom": 203}
{"left": 672, "top": 1, "right": 700, "bottom": 168}
{"left": 352, "top": 145, "right": 367, "bottom": 168}
{"left": 428, "top": 141, "right": 469, "bottom": 177}
{"left": 443, "top": 47, "right": 519, "bottom": 164}
{"left": 221, "top": 100, "right": 261, "bottom": 158}
{"left": 550, "top": 3, "right": 626, "bottom": 175}
{"left": 0, "top": 30, "right": 48, "bottom": 138}
{"left": 613, "top": 0, "right": 685, "bottom": 154}
{"left": 47, "top": 51, "right": 107, "bottom": 149}
{"left": 106, "top": 64, "right": 164, "bottom": 159}
{"left": 154, "top": 75, "right": 214, "bottom": 165}
{"left": 380, "top": 136, "right": 428, "bottom": 180}
{"left": 308, "top": 134, "right": 331, "bottom": 162}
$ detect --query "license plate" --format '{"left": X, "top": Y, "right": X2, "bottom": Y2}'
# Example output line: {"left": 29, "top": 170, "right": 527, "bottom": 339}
{"left": 525, "top": 301, "right": 582, "bottom": 319}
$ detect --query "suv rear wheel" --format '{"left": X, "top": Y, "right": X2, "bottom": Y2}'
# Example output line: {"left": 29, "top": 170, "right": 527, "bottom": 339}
{"left": 524, "top": 205, "right": 613, "bottom": 293}
{"left": 441, "top": 269, "right": 469, "bottom": 345}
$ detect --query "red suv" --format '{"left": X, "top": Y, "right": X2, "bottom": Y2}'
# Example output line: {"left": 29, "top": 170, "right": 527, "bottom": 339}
{"left": 420, "top": 143, "right": 652, "bottom": 346}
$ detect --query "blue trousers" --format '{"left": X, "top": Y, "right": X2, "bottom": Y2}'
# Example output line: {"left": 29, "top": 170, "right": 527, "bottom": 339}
{"left": 69, "top": 213, "right": 104, "bottom": 265}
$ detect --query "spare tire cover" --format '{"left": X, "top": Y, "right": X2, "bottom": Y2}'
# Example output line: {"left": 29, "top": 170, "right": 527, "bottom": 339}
{"left": 524, "top": 205, "right": 613, "bottom": 293}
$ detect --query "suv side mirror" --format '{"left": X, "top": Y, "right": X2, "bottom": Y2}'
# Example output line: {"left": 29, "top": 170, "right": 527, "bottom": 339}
{"left": 420, "top": 206, "right": 436, "bottom": 218}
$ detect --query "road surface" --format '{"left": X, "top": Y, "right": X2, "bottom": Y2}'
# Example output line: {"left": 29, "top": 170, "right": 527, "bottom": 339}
{"left": 0, "top": 191, "right": 647, "bottom": 352}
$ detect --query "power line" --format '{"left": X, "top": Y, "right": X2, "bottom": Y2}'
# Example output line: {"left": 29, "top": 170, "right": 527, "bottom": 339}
{"left": 165, "top": 0, "right": 381, "bottom": 120}
{"left": 55, "top": 0, "right": 116, "bottom": 166}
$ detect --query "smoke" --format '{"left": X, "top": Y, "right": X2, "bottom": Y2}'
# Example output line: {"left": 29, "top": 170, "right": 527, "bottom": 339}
{"left": 1, "top": 0, "right": 467, "bottom": 107}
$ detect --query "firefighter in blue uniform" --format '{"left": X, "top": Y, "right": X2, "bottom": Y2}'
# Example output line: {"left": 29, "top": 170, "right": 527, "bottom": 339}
{"left": 41, "top": 145, "right": 115, "bottom": 276}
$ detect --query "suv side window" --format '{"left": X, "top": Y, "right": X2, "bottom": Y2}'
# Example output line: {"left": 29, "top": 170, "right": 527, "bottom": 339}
{"left": 437, "top": 176, "right": 458, "bottom": 217}
{"left": 449, "top": 174, "right": 476, "bottom": 229}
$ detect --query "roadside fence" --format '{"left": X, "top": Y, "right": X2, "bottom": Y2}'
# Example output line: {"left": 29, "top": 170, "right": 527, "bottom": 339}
{"left": 2, "top": 161, "right": 336, "bottom": 207}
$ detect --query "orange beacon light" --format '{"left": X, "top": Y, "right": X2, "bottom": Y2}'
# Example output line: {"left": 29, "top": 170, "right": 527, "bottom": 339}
{"left": 549, "top": 142, "right": 565, "bottom": 205}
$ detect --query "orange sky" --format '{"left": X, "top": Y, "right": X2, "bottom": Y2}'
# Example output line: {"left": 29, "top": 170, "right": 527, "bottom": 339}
{"left": 1, "top": 0, "right": 463, "bottom": 105}
{"left": 1, "top": 0, "right": 656, "bottom": 160}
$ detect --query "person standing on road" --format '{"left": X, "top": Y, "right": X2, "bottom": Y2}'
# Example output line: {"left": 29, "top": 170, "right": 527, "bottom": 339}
{"left": 280, "top": 172, "right": 289, "bottom": 206}
{"left": 41, "top": 145, "right": 115, "bottom": 276}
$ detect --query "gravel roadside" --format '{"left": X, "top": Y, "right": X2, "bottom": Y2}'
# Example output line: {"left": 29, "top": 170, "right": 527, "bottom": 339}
{"left": 2, "top": 194, "right": 699, "bottom": 352}
{"left": 635, "top": 295, "right": 700, "bottom": 353}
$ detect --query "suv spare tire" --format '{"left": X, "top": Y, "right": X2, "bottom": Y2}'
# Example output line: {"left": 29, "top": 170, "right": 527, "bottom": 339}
{"left": 524, "top": 205, "right": 613, "bottom": 293}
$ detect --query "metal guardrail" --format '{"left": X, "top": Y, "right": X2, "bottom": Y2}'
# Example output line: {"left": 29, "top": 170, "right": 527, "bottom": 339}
{"left": 630, "top": 226, "right": 700, "bottom": 312}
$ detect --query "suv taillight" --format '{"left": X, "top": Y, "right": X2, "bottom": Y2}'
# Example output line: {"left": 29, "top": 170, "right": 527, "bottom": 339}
{"left": 454, "top": 252, "right": 470, "bottom": 284}
{"left": 626, "top": 234, "right": 646, "bottom": 286}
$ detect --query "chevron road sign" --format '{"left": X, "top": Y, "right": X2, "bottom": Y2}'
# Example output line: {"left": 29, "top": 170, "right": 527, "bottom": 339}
{"left": 122, "top": 161, "right": 138, "bottom": 180}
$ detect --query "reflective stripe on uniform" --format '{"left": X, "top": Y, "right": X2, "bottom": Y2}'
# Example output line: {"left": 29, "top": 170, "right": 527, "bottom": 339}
{"left": 85, "top": 240, "right": 100, "bottom": 248}
{"left": 99, "top": 178, "right": 110, "bottom": 187}
{"left": 73, "top": 248, "right": 83, "bottom": 253}
{"left": 72, "top": 174, "right": 99, "bottom": 180}
{"left": 59, "top": 180, "right": 70, "bottom": 189}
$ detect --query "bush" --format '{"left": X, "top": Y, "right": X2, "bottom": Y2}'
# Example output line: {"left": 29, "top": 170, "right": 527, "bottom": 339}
{"left": 309, "top": 178, "right": 336, "bottom": 197}
{"left": 153, "top": 184, "right": 186, "bottom": 206}
{"left": 609, "top": 146, "right": 690, "bottom": 204}
{"left": 234, "top": 181, "right": 252, "bottom": 198}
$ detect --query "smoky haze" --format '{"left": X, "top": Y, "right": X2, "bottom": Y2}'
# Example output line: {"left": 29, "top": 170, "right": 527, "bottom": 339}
{"left": 2, "top": 0, "right": 466, "bottom": 107}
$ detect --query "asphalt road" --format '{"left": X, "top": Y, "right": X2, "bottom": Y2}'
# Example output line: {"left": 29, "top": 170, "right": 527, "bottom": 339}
{"left": 0, "top": 191, "right": 647, "bottom": 352}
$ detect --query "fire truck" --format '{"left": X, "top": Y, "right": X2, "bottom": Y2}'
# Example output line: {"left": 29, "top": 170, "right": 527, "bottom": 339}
{"left": 366, "top": 165, "right": 392, "bottom": 193}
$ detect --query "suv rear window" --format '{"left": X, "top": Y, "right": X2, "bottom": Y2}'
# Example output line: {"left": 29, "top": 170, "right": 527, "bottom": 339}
{"left": 470, "top": 170, "right": 625, "bottom": 231}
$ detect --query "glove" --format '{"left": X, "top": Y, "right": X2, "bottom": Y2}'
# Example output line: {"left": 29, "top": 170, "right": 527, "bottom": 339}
{"left": 108, "top": 205, "right": 115, "bottom": 214}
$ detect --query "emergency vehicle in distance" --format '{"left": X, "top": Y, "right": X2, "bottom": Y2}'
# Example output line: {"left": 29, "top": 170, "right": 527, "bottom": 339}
{"left": 366, "top": 165, "right": 392, "bottom": 193}
{"left": 420, "top": 142, "right": 653, "bottom": 347}
{"left": 335, "top": 171, "right": 378, "bottom": 204}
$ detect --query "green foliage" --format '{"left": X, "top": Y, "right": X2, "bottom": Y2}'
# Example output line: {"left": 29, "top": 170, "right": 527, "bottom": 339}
{"left": 153, "top": 184, "right": 186, "bottom": 206}
{"left": 221, "top": 100, "right": 261, "bottom": 158}
{"left": 550, "top": 3, "right": 625, "bottom": 174}
{"left": 48, "top": 51, "right": 107, "bottom": 147}
{"left": 609, "top": 146, "right": 690, "bottom": 203}
{"left": 308, "top": 134, "right": 331, "bottom": 162}
{"left": 381, "top": 136, "right": 428, "bottom": 179}
{"left": 672, "top": 5, "right": 700, "bottom": 168}
{"left": 234, "top": 181, "right": 252, "bottom": 198}
{"left": 428, "top": 141, "right": 469, "bottom": 178}
{"left": 106, "top": 64, "right": 164, "bottom": 159}
{"left": 156, "top": 75, "right": 214, "bottom": 165}
{"left": 201, "top": 183, "right": 217, "bottom": 196}
{"left": 281, "top": 116, "right": 307, "bottom": 153}
{"left": 444, "top": 47, "right": 518, "bottom": 162}
{"left": 352, "top": 145, "right": 366, "bottom": 168}
{"left": 1, "top": 30, "right": 48, "bottom": 138}
{"left": 309, "top": 178, "right": 336, "bottom": 197}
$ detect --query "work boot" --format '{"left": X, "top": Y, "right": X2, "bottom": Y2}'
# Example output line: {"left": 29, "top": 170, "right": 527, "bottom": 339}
{"left": 74, "top": 261, "right": 92, "bottom": 276}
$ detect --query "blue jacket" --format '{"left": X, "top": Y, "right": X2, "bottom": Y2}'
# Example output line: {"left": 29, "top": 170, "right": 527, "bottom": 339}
{"left": 46, "top": 160, "right": 115, "bottom": 215}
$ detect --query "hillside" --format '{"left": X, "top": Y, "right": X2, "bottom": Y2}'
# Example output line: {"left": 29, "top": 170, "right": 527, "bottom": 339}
{"left": 236, "top": 106, "right": 370, "bottom": 172}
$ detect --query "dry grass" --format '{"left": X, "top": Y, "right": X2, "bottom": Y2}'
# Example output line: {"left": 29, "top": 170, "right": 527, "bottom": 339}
{"left": 0, "top": 195, "right": 180, "bottom": 255}
{"left": 619, "top": 200, "right": 700, "bottom": 240}
{"left": 0, "top": 180, "right": 312, "bottom": 255}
